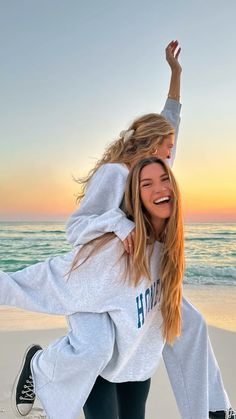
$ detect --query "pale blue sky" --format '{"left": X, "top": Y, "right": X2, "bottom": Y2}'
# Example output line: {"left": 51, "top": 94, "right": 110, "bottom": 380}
{"left": 1, "top": 0, "right": 236, "bottom": 220}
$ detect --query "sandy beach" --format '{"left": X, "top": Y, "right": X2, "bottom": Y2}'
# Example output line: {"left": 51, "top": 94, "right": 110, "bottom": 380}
{"left": 0, "top": 285, "right": 235, "bottom": 418}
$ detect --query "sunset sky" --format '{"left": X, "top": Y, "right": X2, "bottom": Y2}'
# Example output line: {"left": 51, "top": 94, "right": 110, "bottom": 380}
{"left": 1, "top": 1, "right": 236, "bottom": 222}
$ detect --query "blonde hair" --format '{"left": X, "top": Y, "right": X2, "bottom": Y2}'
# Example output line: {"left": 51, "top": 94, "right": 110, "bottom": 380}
{"left": 70, "top": 157, "right": 184, "bottom": 344}
{"left": 76, "top": 113, "right": 174, "bottom": 203}
{"left": 125, "top": 157, "right": 184, "bottom": 344}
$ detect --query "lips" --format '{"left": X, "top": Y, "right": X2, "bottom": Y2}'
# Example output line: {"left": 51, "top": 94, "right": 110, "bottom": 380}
{"left": 153, "top": 196, "right": 171, "bottom": 205}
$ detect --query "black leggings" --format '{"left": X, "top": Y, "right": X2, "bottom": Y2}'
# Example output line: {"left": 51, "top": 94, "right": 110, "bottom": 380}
{"left": 83, "top": 375, "right": 151, "bottom": 419}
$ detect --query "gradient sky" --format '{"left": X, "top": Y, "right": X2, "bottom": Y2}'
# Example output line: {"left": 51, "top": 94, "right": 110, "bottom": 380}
{"left": 1, "top": 0, "right": 236, "bottom": 222}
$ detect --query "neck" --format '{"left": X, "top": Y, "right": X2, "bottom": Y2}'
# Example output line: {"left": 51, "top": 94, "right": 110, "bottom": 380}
{"left": 151, "top": 217, "right": 166, "bottom": 241}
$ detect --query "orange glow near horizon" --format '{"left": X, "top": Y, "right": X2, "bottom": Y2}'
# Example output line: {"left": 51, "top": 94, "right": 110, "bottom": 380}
{"left": 1, "top": 177, "right": 236, "bottom": 222}
{"left": 1, "top": 156, "right": 236, "bottom": 222}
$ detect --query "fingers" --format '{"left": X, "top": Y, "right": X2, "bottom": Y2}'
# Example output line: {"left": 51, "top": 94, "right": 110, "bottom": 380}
{"left": 123, "top": 237, "right": 130, "bottom": 254}
{"left": 166, "top": 40, "right": 180, "bottom": 56}
{"left": 175, "top": 47, "right": 181, "bottom": 60}
{"left": 123, "top": 229, "right": 136, "bottom": 255}
{"left": 166, "top": 40, "right": 178, "bottom": 51}
{"left": 165, "top": 40, "right": 181, "bottom": 72}
{"left": 170, "top": 41, "right": 179, "bottom": 56}
{"left": 166, "top": 40, "right": 175, "bottom": 50}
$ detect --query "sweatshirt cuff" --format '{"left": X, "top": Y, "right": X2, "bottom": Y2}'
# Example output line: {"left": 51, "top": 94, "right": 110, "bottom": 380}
{"left": 114, "top": 219, "right": 135, "bottom": 242}
{"left": 164, "top": 98, "right": 182, "bottom": 114}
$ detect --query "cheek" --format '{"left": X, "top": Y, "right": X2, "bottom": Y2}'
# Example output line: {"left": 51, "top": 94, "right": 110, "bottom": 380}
{"left": 140, "top": 190, "right": 145, "bottom": 207}
{"left": 140, "top": 190, "right": 152, "bottom": 209}
{"left": 157, "top": 144, "right": 167, "bottom": 158}
{"left": 140, "top": 190, "right": 148, "bottom": 205}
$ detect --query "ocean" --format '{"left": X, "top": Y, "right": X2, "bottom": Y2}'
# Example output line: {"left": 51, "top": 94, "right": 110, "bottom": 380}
{"left": 0, "top": 222, "right": 235, "bottom": 286}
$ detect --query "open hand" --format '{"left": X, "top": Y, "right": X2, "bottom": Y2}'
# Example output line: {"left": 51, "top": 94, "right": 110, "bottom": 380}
{"left": 166, "top": 40, "right": 182, "bottom": 73}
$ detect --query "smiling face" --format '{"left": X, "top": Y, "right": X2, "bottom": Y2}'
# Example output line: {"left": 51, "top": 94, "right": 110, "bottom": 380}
{"left": 153, "top": 134, "right": 174, "bottom": 161}
{"left": 139, "top": 162, "right": 173, "bottom": 232}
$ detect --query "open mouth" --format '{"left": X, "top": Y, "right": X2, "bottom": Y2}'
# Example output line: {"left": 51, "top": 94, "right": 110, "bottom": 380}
{"left": 153, "top": 196, "right": 171, "bottom": 205}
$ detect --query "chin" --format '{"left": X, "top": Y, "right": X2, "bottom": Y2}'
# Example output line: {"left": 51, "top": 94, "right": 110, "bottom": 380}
{"left": 154, "top": 211, "right": 171, "bottom": 220}
{"left": 158, "top": 205, "right": 172, "bottom": 216}
{"left": 160, "top": 212, "right": 171, "bottom": 219}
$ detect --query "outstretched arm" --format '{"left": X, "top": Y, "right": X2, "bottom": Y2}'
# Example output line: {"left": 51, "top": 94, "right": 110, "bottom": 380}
{"left": 0, "top": 239, "right": 122, "bottom": 315}
{"left": 0, "top": 254, "right": 76, "bottom": 315}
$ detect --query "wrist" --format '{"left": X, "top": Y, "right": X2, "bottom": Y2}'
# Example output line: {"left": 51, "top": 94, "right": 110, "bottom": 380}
{"left": 167, "top": 93, "right": 180, "bottom": 101}
{"left": 170, "top": 64, "right": 182, "bottom": 74}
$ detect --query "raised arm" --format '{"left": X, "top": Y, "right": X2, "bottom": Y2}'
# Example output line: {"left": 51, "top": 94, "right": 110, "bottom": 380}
{"left": 166, "top": 40, "right": 182, "bottom": 102}
{"left": 66, "top": 163, "right": 134, "bottom": 247}
{"left": 161, "top": 40, "right": 182, "bottom": 167}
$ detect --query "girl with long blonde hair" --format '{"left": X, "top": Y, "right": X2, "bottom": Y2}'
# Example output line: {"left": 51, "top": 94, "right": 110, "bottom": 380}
{"left": 64, "top": 42, "right": 232, "bottom": 419}
{"left": 2, "top": 158, "right": 183, "bottom": 419}
{"left": 11, "top": 41, "right": 234, "bottom": 419}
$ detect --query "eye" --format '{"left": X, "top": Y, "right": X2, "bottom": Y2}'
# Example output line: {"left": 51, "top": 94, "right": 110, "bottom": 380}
{"left": 162, "top": 177, "right": 170, "bottom": 183}
{"left": 141, "top": 182, "right": 152, "bottom": 187}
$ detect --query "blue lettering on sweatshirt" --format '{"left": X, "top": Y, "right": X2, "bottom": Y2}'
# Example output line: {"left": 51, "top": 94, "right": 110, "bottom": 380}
{"left": 136, "top": 293, "right": 144, "bottom": 328}
{"left": 136, "top": 279, "right": 160, "bottom": 328}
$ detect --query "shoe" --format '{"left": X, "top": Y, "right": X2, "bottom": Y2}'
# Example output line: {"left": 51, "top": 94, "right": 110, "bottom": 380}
{"left": 227, "top": 409, "right": 236, "bottom": 419}
{"left": 12, "top": 344, "right": 42, "bottom": 417}
{"left": 209, "top": 408, "right": 236, "bottom": 419}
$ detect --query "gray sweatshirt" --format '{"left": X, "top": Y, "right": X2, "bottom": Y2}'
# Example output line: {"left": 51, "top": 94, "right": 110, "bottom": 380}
{"left": 0, "top": 238, "right": 164, "bottom": 382}
{"left": 66, "top": 98, "right": 181, "bottom": 246}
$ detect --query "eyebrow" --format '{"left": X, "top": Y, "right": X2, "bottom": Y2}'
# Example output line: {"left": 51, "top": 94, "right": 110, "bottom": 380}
{"left": 140, "top": 174, "right": 169, "bottom": 182}
{"left": 140, "top": 178, "right": 152, "bottom": 182}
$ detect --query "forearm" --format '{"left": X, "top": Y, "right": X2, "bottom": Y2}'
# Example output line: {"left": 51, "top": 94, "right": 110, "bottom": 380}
{"left": 165, "top": 40, "right": 182, "bottom": 102}
{"left": 66, "top": 208, "right": 134, "bottom": 245}
{"left": 66, "top": 163, "right": 132, "bottom": 246}
{"left": 167, "top": 69, "right": 181, "bottom": 102}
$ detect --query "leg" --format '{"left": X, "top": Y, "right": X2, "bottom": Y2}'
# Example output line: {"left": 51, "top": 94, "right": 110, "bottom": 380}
{"left": 31, "top": 312, "right": 115, "bottom": 419}
{"left": 163, "top": 297, "right": 231, "bottom": 419}
{"left": 116, "top": 379, "right": 151, "bottom": 419}
{"left": 83, "top": 376, "right": 118, "bottom": 419}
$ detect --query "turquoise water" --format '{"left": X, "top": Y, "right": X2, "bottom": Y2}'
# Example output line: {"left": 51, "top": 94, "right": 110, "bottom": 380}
{"left": 0, "top": 222, "right": 235, "bottom": 286}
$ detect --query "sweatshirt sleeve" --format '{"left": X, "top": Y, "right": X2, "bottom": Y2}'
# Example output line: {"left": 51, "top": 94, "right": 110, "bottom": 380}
{"left": 66, "top": 163, "right": 135, "bottom": 246}
{"left": 0, "top": 254, "right": 77, "bottom": 315}
{"left": 0, "top": 244, "right": 121, "bottom": 316}
{"left": 161, "top": 98, "right": 182, "bottom": 168}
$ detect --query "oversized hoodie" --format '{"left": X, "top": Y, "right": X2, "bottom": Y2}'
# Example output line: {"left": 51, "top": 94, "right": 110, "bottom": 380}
{"left": 0, "top": 98, "right": 181, "bottom": 418}
{"left": 0, "top": 238, "right": 164, "bottom": 383}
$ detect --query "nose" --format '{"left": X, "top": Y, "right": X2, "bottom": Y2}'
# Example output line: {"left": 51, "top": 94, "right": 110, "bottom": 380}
{"left": 154, "top": 185, "right": 167, "bottom": 195}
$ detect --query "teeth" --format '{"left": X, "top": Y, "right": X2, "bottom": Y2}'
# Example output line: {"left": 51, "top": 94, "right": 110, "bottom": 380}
{"left": 154, "top": 197, "right": 170, "bottom": 204}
